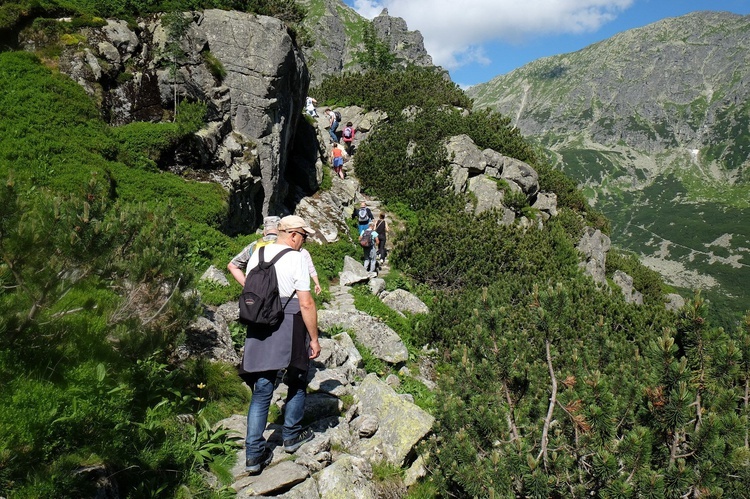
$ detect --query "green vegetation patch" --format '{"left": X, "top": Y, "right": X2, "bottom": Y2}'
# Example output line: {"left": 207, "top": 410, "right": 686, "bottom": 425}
{"left": 599, "top": 174, "right": 750, "bottom": 325}
{"left": 0, "top": 51, "right": 227, "bottom": 227}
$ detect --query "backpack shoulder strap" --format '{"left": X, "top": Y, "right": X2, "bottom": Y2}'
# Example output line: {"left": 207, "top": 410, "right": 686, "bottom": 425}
{"left": 258, "top": 246, "right": 297, "bottom": 307}
{"left": 272, "top": 247, "right": 297, "bottom": 307}
{"left": 267, "top": 247, "right": 294, "bottom": 266}
{"left": 257, "top": 246, "right": 293, "bottom": 269}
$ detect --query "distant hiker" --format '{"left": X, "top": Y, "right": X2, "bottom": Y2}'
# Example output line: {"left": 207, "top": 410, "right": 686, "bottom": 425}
{"left": 353, "top": 201, "right": 374, "bottom": 233}
{"left": 305, "top": 96, "right": 318, "bottom": 117}
{"left": 341, "top": 121, "right": 355, "bottom": 155}
{"left": 330, "top": 142, "right": 345, "bottom": 179}
{"left": 359, "top": 220, "right": 380, "bottom": 274}
{"left": 375, "top": 212, "right": 387, "bottom": 263}
{"left": 300, "top": 248, "right": 322, "bottom": 294}
{"left": 227, "top": 216, "right": 280, "bottom": 279}
{"left": 230, "top": 215, "right": 321, "bottom": 475}
{"left": 324, "top": 108, "right": 339, "bottom": 143}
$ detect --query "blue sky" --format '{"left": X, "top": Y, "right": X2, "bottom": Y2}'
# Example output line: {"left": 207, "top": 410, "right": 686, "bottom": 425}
{"left": 343, "top": 0, "right": 750, "bottom": 88}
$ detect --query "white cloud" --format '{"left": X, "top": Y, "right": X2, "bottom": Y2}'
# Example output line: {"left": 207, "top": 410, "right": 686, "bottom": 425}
{"left": 350, "top": 0, "right": 633, "bottom": 70}
{"left": 351, "top": 0, "right": 386, "bottom": 19}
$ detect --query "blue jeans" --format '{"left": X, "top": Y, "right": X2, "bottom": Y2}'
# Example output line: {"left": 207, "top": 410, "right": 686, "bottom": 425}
{"left": 245, "top": 368, "right": 308, "bottom": 460}
{"left": 363, "top": 245, "right": 377, "bottom": 272}
{"left": 329, "top": 121, "right": 338, "bottom": 143}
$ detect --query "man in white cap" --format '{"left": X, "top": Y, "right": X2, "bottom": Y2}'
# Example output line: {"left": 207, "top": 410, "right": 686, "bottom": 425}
{"left": 229, "top": 215, "right": 322, "bottom": 295}
{"left": 230, "top": 215, "right": 321, "bottom": 475}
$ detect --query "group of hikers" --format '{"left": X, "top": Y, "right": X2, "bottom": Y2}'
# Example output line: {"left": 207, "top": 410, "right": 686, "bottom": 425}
{"left": 353, "top": 201, "right": 387, "bottom": 273}
{"left": 226, "top": 178, "right": 387, "bottom": 474}
{"left": 306, "top": 96, "right": 356, "bottom": 180}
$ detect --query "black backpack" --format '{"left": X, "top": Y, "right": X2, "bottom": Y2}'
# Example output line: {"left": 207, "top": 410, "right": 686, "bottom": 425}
{"left": 359, "top": 228, "right": 373, "bottom": 248}
{"left": 334, "top": 110, "right": 342, "bottom": 122}
{"left": 238, "top": 246, "right": 296, "bottom": 328}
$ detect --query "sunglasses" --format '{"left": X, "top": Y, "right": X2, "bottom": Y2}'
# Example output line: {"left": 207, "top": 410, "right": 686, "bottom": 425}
{"left": 289, "top": 230, "right": 308, "bottom": 241}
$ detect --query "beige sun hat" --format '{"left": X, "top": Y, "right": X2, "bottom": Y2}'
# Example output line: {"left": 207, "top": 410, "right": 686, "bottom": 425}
{"left": 278, "top": 215, "right": 316, "bottom": 235}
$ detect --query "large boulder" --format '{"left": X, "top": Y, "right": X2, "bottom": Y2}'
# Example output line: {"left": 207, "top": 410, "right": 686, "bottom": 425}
{"left": 467, "top": 175, "right": 506, "bottom": 215}
{"left": 501, "top": 157, "right": 540, "bottom": 196}
{"left": 316, "top": 455, "right": 376, "bottom": 499}
{"left": 381, "top": 289, "right": 429, "bottom": 315}
{"left": 532, "top": 192, "right": 558, "bottom": 218}
{"left": 445, "top": 134, "right": 486, "bottom": 174}
{"left": 174, "top": 307, "right": 240, "bottom": 365}
{"left": 352, "top": 374, "right": 434, "bottom": 467}
{"left": 199, "top": 10, "right": 310, "bottom": 225}
{"left": 317, "top": 310, "right": 409, "bottom": 364}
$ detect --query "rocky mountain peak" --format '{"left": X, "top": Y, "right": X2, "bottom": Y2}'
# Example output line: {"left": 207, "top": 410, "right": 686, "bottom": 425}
{"left": 300, "top": 0, "right": 433, "bottom": 84}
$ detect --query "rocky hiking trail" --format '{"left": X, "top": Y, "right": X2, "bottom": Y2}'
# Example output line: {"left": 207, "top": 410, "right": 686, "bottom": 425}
{"left": 213, "top": 163, "right": 433, "bottom": 498}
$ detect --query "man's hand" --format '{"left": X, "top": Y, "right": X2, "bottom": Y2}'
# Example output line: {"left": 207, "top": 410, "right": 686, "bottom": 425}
{"left": 309, "top": 338, "right": 321, "bottom": 359}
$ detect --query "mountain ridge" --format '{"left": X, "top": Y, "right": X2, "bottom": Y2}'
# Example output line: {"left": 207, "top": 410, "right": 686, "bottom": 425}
{"left": 467, "top": 10, "right": 750, "bottom": 321}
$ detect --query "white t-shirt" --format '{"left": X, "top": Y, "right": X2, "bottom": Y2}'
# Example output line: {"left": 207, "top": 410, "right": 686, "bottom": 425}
{"left": 246, "top": 243, "right": 310, "bottom": 297}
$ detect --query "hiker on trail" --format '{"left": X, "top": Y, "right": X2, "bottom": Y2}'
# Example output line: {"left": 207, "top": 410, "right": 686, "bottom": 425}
{"left": 229, "top": 215, "right": 322, "bottom": 296}
{"left": 375, "top": 212, "right": 387, "bottom": 263}
{"left": 329, "top": 142, "right": 345, "bottom": 180}
{"left": 324, "top": 108, "right": 339, "bottom": 144}
{"left": 359, "top": 220, "right": 380, "bottom": 273}
{"left": 353, "top": 201, "right": 373, "bottom": 233}
{"left": 230, "top": 215, "right": 321, "bottom": 475}
{"left": 341, "top": 121, "right": 355, "bottom": 155}
{"left": 227, "top": 216, "right": 280, "bottom": 279}
{"left": 305, "top": 96, "right": 318, "bottom": 117}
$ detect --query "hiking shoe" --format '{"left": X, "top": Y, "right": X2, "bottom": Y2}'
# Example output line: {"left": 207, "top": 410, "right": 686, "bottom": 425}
{"left": 245, "top": 447, "right": 273, "bottom": 475}
{"left": 283, "top": 428, "right": 314, "bottom": 453}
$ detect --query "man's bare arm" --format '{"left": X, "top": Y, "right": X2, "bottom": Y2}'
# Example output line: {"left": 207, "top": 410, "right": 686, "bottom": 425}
{"left": 227, "top": 262, "right": 246, "bottom": 287}
{"left": 297, "top": 290, "right": 320, "bottom": 358}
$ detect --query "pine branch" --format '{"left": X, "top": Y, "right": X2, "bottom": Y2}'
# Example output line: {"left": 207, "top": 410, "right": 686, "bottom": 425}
{"left": 692, "top": 393, "right": 702, "bottom": 431}
{"left": 143, "top": 277, "right": 181, "bottom": 325}
{"left": 49, "top": 305, "right": 98, "bottom": 318}
{"left": 669, "top": 430, "right": 682, "bottom": 466}
{"left": 538, "top": 338, "right": 558, "bottom": 469}
{"left": 502, "top": 379, "right": 521, "bottom": 442}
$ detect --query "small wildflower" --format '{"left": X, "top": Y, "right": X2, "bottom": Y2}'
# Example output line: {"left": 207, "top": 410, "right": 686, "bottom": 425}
{"left": 197, "top": 383, "right": 206, "bottom": 389}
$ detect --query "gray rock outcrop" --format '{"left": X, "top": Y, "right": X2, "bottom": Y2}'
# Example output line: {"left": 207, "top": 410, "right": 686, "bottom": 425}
{"left": 200, "top": 265, "right": 230, "bottom": 286}
{"left": 444, "top": 134, "right": 554, "bottom": 221}
{"left": 372, "top": 9, "right": 433, "bottom": 68}
{"left": 339, "top": 255, "right": 373, "bottom": 286}
{"left": 300, "top": 1, "right": 434, "bottom": 85}
{"left": 613, "top": 270, "right": 644, "bottom": 305}
{"left": 665, "top": 293, "right": 686, "bottom": 311}
{"left": 34, "top": 10, "right": 313, "bottom": 235}
{"left": 577, "top": 227, "right": 611, "bottom": 285}
{"left": 352, "top": 374, "right": 434, "bottom": 466}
